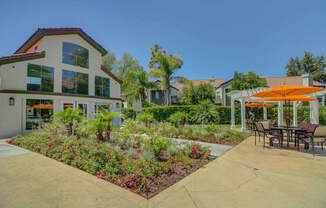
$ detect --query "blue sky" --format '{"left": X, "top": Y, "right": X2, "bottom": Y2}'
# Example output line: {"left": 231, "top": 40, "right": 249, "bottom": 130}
{"left": 1, "top": 0, "right": 326, "bottom": 80}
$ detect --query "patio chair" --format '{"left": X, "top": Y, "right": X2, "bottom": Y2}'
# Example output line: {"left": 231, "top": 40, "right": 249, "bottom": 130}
{"left": 312, "top": 125, "right": 326, "bottom": 151}
{"left": 295, "top": 123, "right": 319, "bottom": 154}
{"left": 255, "top": 122, "right": 280, "bottom": 148}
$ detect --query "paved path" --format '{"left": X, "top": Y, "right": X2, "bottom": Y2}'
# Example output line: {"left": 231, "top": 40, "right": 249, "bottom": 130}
{"left": 0, "top": 139, "right": 30, "bottom": 158}
{"left": 1, "top": 136, "right": 326, "bottom": 208}
{"left": 169, "top": 137, "right": 232, "bottom": 157}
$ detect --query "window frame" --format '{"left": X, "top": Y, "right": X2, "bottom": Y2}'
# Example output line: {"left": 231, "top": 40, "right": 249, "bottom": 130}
{"left": 62, "top": 42, "right": 89, "bottom": 69}
{"left": 62, "top": 69, "right": 89, "bottom": 95}
{"left": 27, "top": 63, "right": 54, "bottom": 92}
{"left": 95, "top": 76, "right": 110, "bottom": 97}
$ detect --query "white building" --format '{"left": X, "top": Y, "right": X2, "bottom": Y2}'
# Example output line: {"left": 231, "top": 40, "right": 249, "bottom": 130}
{"left": 0, "top": 28, "right": 123, "bottom": 139}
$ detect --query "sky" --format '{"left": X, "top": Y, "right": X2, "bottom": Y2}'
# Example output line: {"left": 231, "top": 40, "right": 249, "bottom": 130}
{"left": 1, "top": 0, "right": 326, "bottom": 80}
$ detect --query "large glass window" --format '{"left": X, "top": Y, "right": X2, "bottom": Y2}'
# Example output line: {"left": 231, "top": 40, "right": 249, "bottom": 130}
{"left": 27, "top": 64, "right": 54, "bottom": 92}
{"left": 26, "top": 99, "right": 53, "bottom": 130}
{"left": 95, "top": 76, "right": 110, "bottom": 97}
{"left": 62, "top": 70, "right": 88, "bottom": 95}
{"left": 62, "top": 42, "right": 89, "bottom": 68}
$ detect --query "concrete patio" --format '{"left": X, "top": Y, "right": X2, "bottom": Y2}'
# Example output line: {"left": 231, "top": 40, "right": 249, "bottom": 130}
{"left": 0, "top": 136, "right": 325, "bottom": 208}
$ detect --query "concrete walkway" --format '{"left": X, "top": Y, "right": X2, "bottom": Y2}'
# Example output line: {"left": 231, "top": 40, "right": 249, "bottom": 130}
{"left": 0, "top": 139, "right": 30, "bottom": 158}
{"left": 1, "top": 136, "right": 326, "bottom": 208}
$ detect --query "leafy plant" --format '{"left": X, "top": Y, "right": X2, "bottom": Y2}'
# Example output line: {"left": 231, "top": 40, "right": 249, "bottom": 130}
{"left": 193, "top": 100, "right": 219, "bottom": 124}
{"left": 168, "top": 112, "right": 188, "bottom": 127}
{"left": 52, "top": 108, "right": 83, "bottom": 135}
{"left": 136, "top": 112, "right": 155, "bottom": 127}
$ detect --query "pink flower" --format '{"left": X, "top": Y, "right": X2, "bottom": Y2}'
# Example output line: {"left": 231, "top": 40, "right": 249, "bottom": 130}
{"left": 67, "top": 145, "right": 72, "bottom": 149}
{"left": 61, "top": 131, "right": 65, "bottom": 135}
{"left": 48, "top": 143, "right": 53, "bottom": 147}
{"left": 47, "top": 136, "right": 51, "bottom": 140}
{"left": 97, "top": 173, "right": 105, "bottom": 179}
{"left": 93, "top": 143, "right": 98, "bottom": 147}
{"left": 7, "top": 140, "right": 13, "bottom": 144}
{"left": 53, "top": 136, "right": 56, "bottom": 139}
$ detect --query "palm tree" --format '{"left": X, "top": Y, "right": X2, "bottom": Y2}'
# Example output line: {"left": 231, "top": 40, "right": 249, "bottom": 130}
{"left": 52, "top": 108, "right": 83, "bottom": 135}
{"left": 86, "top": 110, "right": 119, "bottom": 141}
{"left": 148, "top": 48, "right": 184, "bottom": 105}
{"left": 123, "top": 69, "right": 158, "bottom": 107}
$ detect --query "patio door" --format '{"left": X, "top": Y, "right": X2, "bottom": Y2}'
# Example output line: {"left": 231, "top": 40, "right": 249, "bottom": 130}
{"left": 77, "top": 101, "right": 89, "bottom": 118}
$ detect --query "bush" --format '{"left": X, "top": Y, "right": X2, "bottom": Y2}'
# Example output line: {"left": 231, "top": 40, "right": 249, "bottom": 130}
{"left": 168, "top": 111, "right": 188, "bottom": 126}
{"left": 136, "top": 112, "right": 155, "bottom": 126}
{"left": 122, "top": 107, "right": 134, "bottom": 119}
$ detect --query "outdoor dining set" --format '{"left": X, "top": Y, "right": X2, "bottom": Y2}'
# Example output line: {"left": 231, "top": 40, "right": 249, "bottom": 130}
{"left": 247, "top": 120, "right": 326, "bottom": 154}
{"left": 245, "top": 84, "right": 326, "bottom": 154}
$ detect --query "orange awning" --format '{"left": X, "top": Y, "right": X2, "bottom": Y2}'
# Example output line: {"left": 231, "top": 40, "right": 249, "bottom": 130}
{"left": 252, "top": 85, "right": 324, "bottom": 98}
{"left": 264, "top": 95, "right": 317, "bottom": 102}
{"left": 245, "top": 102, "right": 274, "bottom": 108}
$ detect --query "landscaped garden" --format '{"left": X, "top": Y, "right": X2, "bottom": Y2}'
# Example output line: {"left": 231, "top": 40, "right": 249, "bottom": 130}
{"left": 7, "top": 109, "right": 214, "bottom": 198}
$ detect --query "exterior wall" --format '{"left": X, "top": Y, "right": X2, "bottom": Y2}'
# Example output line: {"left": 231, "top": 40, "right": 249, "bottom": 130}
{"left": 0, "top": 93, "right": 121, "bottom": 138}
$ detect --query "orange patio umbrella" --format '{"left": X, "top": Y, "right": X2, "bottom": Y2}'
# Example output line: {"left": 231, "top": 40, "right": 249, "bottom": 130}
{"left": 264, "top": 95, "right": 317, "bottom": 102}
{"left": 245, "top": 102, "right": 274, "bottom": 108}
{"left": 33, "top": 104, "right": 53, "bottom": 109}
{"left": 252, "top": 85, "right": 324, "bottom": 98}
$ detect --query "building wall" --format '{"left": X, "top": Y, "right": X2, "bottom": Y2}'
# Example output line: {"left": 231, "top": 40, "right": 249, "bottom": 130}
{"left": 0, "top": 93, "right": 121, "bottom": 138}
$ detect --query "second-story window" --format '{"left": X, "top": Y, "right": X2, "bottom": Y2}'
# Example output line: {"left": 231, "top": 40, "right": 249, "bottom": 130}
{"left": 62, "top": 42, "right": 89, "bottom": 68}
{"left": 27, "top": 63, "right": 54, "bottom": 92}
{"left": 62, "top": 69, "right": 88, "bottom": 95}
{"left": 95, "top": 76, "right": 110, "bottom": 97}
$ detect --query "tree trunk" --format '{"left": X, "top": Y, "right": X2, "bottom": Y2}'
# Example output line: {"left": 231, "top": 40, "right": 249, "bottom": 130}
{"left": 69, "top": 123, "right": 73, "bottom": 136}
{"left": 140, "top": 88, "right": 147, "bottom": 107}
{"left": 106, "top": 123, "right": 111, "bottom": 141}
{"left": 165, "top": 77, "right": 171, "bottom": 106}
{"left": 97, "top": 130, "right": 104, "bottom": 141}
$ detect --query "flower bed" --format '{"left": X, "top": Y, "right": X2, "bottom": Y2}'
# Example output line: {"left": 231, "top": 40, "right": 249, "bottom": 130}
{"left": 117, "top": 120, "right": 251, "bottom": 145}
{"left": 8, "top": 127, "right": 211, "bottom": 198}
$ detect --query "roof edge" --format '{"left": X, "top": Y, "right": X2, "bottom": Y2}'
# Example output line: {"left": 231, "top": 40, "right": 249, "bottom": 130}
{"left": 0, "top": 51, "right": 46, "bottom": 65}
{"left": 101, "top": 65, "right": 123, "bottom": 85}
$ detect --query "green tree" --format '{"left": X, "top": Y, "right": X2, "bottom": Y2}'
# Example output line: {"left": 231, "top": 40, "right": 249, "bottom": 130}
{"left": 231, "top": 71, "right": 267, "bottom": 91}
{"left": 102, "top": 51, "right": 117, "bottom": 72}
{"left": 123, "top": 69, "right": 158, "bottom": 106}
{"left": 193, "top": 100, "right": 219, "bottom": 124}
{"left": 148, "top": 44, "right": 184, "bottom": 105}
{"left": 181, "top": 83, "right": 215, "bottom": 104}
{"left": 285, "top": 51, "right": 326, "bottom": 82}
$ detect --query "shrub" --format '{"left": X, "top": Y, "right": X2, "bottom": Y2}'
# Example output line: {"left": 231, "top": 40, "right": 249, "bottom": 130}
{"left": 168, "top": 111, "right": 188, "bottom": 126}
{"left": 122, "top": 107, "right": 134, "bottom": 119}
{"left": 136, "top": 112, "right": 155, "bottom": 126}
{"left": 193, "top": 100, "right": 220, "bottom": 124}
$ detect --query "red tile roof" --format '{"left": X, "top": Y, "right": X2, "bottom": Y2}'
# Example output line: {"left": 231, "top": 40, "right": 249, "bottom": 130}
{"left": 15, "top": 28, "right": 107, "bottom": 55}
{"left": 101, "top": 65, "right": 123, "bottom": 85}
{"left": 172, "top": 78, "right": 226, "bottom": 90}
{"left": 265, "top": 76, "right": 324, "bottom": 88}
{"left": 0, "top": 51, "right": 45, "bottom": 65}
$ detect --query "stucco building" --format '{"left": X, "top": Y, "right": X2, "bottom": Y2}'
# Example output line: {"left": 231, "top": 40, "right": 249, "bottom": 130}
{"left": 0, "top": 28, "right": 122, "bottom": 139}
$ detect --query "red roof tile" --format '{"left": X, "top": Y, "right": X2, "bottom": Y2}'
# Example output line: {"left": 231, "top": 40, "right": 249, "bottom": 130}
{"left": 0, "top": 51, "right": 45, "bottom": 65}
{"left": 15, "top": 28, "right": 107, "bottom": 55}
{"left": 101, "top": 65, "right": 123, "bottom": 84}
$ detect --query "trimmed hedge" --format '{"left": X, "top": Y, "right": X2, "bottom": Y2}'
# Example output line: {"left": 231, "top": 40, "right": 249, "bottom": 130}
{"left": 141, "top": 105, "right": 326, "bottom": 125}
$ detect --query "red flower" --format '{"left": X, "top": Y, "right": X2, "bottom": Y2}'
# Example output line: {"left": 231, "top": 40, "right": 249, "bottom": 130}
{"left": 97, "top": 173, "right": 105, "bottom": 179}
{"left": 93, "top": 143, "right": 98, "bottom": 147}
{"left": 192, "top": 147, "right": 197, "bottom": 153}
{"left": 53, "top": 140, "right": 57, "bottom": 143}
{"left": 47, "top": 136, "right": 51, "bottom": 140}
{"left": 61, "top": 131, "right": 65, "bottom": 135}
{"left": 48, "top": 143, "right": 53, "bottom": 147}
{"left": 67, "top": 145, "right": 72, "bottom": 149}
{"left": 53, "top": 136, "right": 56, "bottom": 139}
{"left": 7, "top": 140, "right": 13, "bottom": 144}
{"left": 137, "top": 140, "right": 140, "bottom": 145}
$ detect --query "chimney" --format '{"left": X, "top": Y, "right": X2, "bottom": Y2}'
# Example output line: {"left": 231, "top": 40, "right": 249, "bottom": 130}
{"left": 209, "top": 77, "right": 216, "bottom": 88}
{"left": 302, "top": 73, "right": 313, "bottom": 87}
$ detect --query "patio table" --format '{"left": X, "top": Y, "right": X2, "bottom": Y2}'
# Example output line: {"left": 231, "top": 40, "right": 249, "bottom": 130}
{"left": 271, "top": 126, "right": 306, "bottom": 148}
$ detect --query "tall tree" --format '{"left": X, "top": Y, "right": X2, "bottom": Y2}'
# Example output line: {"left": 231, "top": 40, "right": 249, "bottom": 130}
{"left": 148, "top": 44, "right": 184, "bottom": 105}
{"left": 285, "top": 51, "right": 326, "bottom": 82}
{"left": 102, "top": 51, "right": 117, "bottom": 72}
{"left": 231, "top": 71, "right": 267, "bottom": 91}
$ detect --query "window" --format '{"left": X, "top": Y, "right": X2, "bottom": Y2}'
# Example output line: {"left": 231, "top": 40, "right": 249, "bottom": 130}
{"left": 62, "top": 42, "right": 89, "bottom": 68}
{"left": 116, "top": 102, "right": 120, "bottom": 109}
{"left": 62, "top": 70, "right": 88, "bottom": 95}
{"left": 95, "top": 104, "right": 110, "bottom": 114}
{"left": 26, "top": 99, "right": 53, "bottom": 130}
{"left": 27, "top": 64, "right": 54, "bottom": 92}
{"left": 78, "top": 103, "right": 88, "bottom": 117}
{"left": 63, "top": 103, "right": 74, "bottom": 110}
{"left": 95, "top": 76, "right": 110, "bottom": 97}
